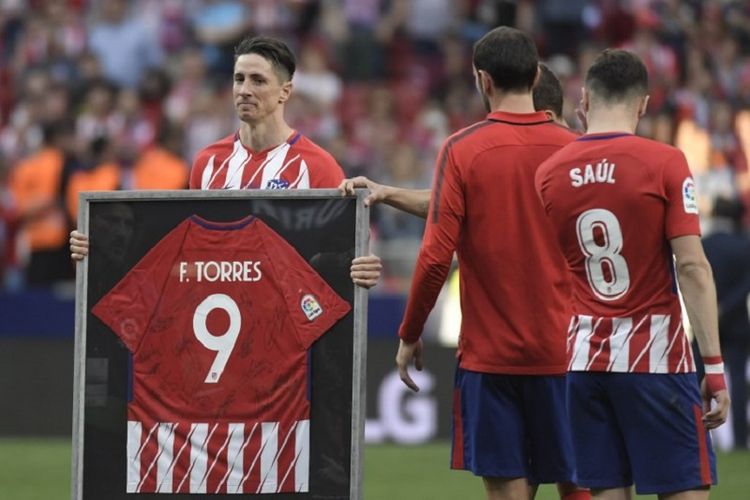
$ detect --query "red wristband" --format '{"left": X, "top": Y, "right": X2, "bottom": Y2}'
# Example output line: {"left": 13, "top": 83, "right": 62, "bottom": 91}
{"left": 703, "top": 356, "right": 727, "bottom": 394}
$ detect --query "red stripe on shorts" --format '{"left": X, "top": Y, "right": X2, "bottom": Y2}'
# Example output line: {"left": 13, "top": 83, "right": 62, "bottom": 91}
{"left": 451, "top": 388, "right": 464, "bottom": 469}
{"left": 692, "top": 404, "right": 711, "bottom": 485}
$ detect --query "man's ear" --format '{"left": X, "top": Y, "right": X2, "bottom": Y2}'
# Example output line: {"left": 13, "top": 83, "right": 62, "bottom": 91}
{"left": 479, "top": 70, "right": 494, "bottom": 96}
{"left": 580, "top": 87, "right": 590, "bottom": 113}
{"left": 638, "top": 94, "right": 650, "bottom": 117}
{"left": 279, "top": 80, "right": 293, "bottom": 104}
{"left": 532, "top": 65, "right": 541, "bottom": 89}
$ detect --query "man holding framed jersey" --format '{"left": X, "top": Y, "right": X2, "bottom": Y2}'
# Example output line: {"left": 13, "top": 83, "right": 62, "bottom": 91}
{"left": 69, "top": 36, "right": 381, "bottom": 289}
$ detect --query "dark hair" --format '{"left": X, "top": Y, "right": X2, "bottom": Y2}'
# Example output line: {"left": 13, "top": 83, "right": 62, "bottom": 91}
{"left": 234, "top": 36, "right": 296, "bottom": 82}
{"left": 533, "top": 63, "right": 563, "bottom": 117}
{"left": 473, "top": 27, "right": 538, "bottom": 92}
{"left": 41, "top": 119, "right": 74, "bottom": 146}
{"left": 585, "top": 49, "right": 648, "bottom": 103}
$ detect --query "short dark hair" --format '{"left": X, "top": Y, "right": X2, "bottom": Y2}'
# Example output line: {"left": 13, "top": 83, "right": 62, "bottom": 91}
{"left": 473, "top": 27, "right": 538, "bottom": 92}
{"left": 585, "top": 49, "right": 648, "bottom": 103}
{"left": 234, "top": 36, "right": 296, "bottom": 82}
{"left": 533, "top": 63, "right": 563, "bottom": 117}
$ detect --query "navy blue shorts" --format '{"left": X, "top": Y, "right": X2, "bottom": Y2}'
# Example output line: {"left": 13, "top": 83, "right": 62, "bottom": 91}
{"left": 568, "top": 372, "right": 716, "bottom": 495}
{"left": 451, "top": 367, "right": 576, "bottom": 484}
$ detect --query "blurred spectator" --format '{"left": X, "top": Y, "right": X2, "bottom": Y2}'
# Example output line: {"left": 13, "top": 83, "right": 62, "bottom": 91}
{"left": 130, "top": 123, "right": 189, "bottom": 190}
{"left": 325, "top": 0, "right": 387, "bottom": 81}
{"left": 165, "top": 47, "right": 209, "bottom": 125}
{"left": 2, "top": 0, "right": 750, "bottom": 292}
{"left": 75, "top": 79, "right": 120, "bottom": 145}
{"left": 183, "top": 85, "right": 234, "bottom": 162}
{"left": 190, "top": 0, "right": 249, "bottom": 75}
{"left": 0, "top": 151, "right": 21, "bottom": 289}
{"left": 702, "top": 196, "right": 750, "bottom": 450}
{"left": 288, "top": 39, "right": 343, "bottom": 143}
{"left": 536, "top": 0, "right": 587, "bottom": 56}
{"left": 293, "top": 41, "right": 342, "bottom": 109}
{"left": 110, "top": 88, "right": 157, "bottom": 166}
{"left": 375, "top": 141, "right": 428, "bottom": 240}
{"left": 88, "top": 0, "right": 164, "bottom": 89}
{"left": 65, "top": 136, "right": 120, "bottom": 223}
{"left": 8, "top": 120, "right": 76, "bottom": 286}
{"left": 695, "top": 101, "right": 748, "bottom": 233}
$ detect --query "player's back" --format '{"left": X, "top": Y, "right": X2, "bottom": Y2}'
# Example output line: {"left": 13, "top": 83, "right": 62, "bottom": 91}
{"left": 447, "top": 111, "right": 577, "bottom": 374}
{"left": 536, "top": 133, "right": 700, "bottom": 373}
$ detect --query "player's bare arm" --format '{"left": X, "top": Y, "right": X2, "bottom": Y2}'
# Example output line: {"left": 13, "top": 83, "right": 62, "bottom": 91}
{"left": 70, "top": 230, "right": 89, "bottom": 261}
{"left": 670, "top": 234, "right": 730, "bottom": 429}
{"left": 338, "top": 176, "right": 430, "bottom": 218}
{"left": 395, "top": 338, "right": 423, "bottom": 392}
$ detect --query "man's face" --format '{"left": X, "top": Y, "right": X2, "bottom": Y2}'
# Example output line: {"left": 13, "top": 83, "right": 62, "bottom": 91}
{"left": 232, "top": 54, "right": 291, "bottom": 124}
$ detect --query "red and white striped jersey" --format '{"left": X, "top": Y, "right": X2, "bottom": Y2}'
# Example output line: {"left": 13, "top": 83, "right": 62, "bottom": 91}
{"left": 189, "top": 131, "right": 344, "bottom": 190}
{"left": 92, "top": 215, "right": 351, "bottom": 493}
{"left": 536, "top": 133, "right": 701, "bottom": 374}
{"left": 566, "top": 307, "right": 695, "bottom": 373}
{"left": 126, "top": 419, "right": 309, "bottom": 494}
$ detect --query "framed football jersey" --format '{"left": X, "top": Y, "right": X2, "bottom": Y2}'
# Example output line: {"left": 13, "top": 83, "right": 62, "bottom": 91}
{"left": 71, "top": 190, "right": 369, "bottom": 500}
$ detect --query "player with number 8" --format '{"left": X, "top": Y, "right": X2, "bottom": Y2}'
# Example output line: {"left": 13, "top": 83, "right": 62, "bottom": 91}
{"left": 536, "top": 49, "right": 730, "bottom": 499}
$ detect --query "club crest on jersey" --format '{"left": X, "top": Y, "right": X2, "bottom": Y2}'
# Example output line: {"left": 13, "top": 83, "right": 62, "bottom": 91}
{"left": 266, "top": 179, "right": 290, "bottom": 189}
{"left": 301, "top": 294, "right": 323, "bottom": 320}
{"left": 682, "top": 177, "right": 699, "bottom": 214}
{"left": 120, "top": 318, "right": 139, "bottom": 337}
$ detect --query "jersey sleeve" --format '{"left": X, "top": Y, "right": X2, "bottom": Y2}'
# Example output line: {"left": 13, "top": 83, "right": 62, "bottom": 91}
{"left": 258, "top": 221, "right": 351, "bottom": 349}
{"left": 534, "top": 158, "right": 554, "bottom": 213}
{"left": 399, "top": 142, "right": 464, "bottom": 342}
{"left": 309, "top": 151, "right": 345, "bottom": 188}
{"left": 91, "top": 220, "right": 190, "bottom": 353}
{"left": 662, "top": 149, "right": 701, "bottom": 239}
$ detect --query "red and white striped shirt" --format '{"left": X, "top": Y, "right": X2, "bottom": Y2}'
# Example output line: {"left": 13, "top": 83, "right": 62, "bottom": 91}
{"left": 536, "top": 133, "right": 702, "bottom": 374}
{"left": 566, "top": 307, "right": 695, "bottom": 374}
{"left": 189, "top": 131, "right": 344, "bottom": 190}
{"left": 126, "top": 419, "right": 309, "bottom": 494}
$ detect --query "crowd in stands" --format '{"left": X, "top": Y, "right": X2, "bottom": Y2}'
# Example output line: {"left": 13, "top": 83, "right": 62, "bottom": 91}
{"left": 1, "top": 0, "right": 750, "bottom": 292}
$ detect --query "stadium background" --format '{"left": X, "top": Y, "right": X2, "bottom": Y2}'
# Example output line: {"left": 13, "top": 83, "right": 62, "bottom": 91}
{"left": 0, "top": 0, "right": 749, "bottom": 498}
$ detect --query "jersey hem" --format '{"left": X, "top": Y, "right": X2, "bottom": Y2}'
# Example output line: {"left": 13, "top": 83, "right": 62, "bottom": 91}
{"left": 458, "top": 360, "right": 567, "bottom": 375}
{"left": 666, "top": 228, "right": 702, "bottom": 239}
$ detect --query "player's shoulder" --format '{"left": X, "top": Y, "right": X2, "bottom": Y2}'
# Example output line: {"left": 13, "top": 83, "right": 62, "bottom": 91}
{"left": 445, "top": 119, "right": 496, "bottom": 144}
{"left": 563, "top": 133, "right": 683, "bottom": 158}
{"left": 645, "top": 138, "right": 686, "bottom": 163}
{"left": 537, "top": 131, "right": 586, "bottom": 168}
{"left": 541, "top": 122, "right": 580, "bottom": 147}
{"left": 193, "top": 133, "right": 237, "bottom": 162}
{"left": 609, "top": 135, "right": 688, "bottom": 170}
{"left": 291, "top": 133, "right": 342, "bottom": 169}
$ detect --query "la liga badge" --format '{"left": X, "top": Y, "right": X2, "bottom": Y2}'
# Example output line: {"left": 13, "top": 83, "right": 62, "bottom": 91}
{"left": 301, "top": 294, "right": 323, "bottom": 320}
{"left": 682, "top": 177, "right": 699, "bottom": 214}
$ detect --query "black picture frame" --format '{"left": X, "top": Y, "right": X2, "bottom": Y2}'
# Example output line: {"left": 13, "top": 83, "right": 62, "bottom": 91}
{"left": 71, "top": 190, "right": 369, "bottom": 500}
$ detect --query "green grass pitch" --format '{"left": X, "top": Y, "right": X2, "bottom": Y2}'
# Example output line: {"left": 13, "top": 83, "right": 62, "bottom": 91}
{"left": 0, "top": 439, "right": 748, "bottom": 499}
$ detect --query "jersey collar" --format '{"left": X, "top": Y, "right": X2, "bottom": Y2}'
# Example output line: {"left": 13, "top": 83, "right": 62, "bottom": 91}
{"left": 190, "top": 214, "right": 256, "bottom": 230}
{"left": 486, "top": 110, "right": 552, "bottom": 125}
{"left": 576, "top": 132, "right": 633, "bottom": 141}
{"left": 234, "top": 130, "right": 301, "bottom": 155}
